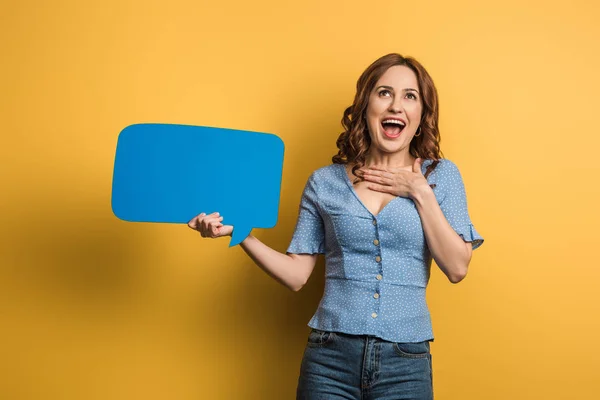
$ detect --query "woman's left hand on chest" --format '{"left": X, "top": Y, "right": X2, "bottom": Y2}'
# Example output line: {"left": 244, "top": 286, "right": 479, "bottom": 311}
{"left": 360, "top": 158, "right": 429, "bottom": 199}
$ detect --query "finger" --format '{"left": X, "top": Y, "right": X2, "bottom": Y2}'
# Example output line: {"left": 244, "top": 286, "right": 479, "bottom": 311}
{"left": 188, "top": 215, "right": 198, "bottom": 228}
{"left": 364, "top": 165, "right": 388, "bottom": 172}
{"left": 363, "top": 173, "right": 392, "bottom": 186}
{"left": 202, "top": 217, "right": 222, "bottom": 232}
{"left": 367, "top": 183, "right": 392, "bottom": 194}
{"left": 188, "top": 212, "right": 206, "bottom": 229}
{"left": 215, "top": 226, "right": 231, "bottom": 237}
{"left": 366, "top": 165, "right": 405, "bottom": 175}
{"left": 413, "top": 158, "right": 423, "bottom": 174}
{"left": 211, "top": 224, "right": 221, "bottom": 236}
{"left": 361, "top": 168, "right": 381, "bottom": 176}
{"left": 366, "top": 169, "right": 394, "bottom": 179}
{"left": 206, "top": 216, "right": 224, "bottom": 227}
{"left": 199, "top": 212, "right": 219, "bottom": 223}
{"left": 220, "top": 225, "right": 234, "bottom": 237}
{"left": 203, "top": 215, "right": 223, "bottom": 224}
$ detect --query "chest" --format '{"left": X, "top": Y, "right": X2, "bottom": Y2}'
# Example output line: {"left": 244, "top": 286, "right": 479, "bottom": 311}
{"left": 351, "top": 181, "right": 397, "bottom": 216}
{"left": 318, "top": 165, "right": 427, "bottom": 252}
{"left": 343, "top": 164, "right": 410, "bottom": 216}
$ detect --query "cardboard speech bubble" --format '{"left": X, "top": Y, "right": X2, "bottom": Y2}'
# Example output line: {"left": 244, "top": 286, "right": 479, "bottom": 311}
{"left": 111, "top": 123, "right": 285, "bottom": 246}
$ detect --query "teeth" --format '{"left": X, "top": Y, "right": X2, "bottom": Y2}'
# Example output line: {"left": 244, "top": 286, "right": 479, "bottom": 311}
{"left": 382, "top": 119, "right": 405, "bottom": 126}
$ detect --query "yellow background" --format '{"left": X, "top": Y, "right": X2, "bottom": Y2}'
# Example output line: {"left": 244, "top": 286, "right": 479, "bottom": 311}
{"left": 2, "top": 0, "right": 599, "bottom": 398}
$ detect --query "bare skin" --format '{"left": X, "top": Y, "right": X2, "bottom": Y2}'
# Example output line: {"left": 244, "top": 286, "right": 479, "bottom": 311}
{"left": 187, "top": 212, "right": 317, "bottom": 291}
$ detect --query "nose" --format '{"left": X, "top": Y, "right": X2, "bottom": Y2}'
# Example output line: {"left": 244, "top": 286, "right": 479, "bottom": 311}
{"left": 388, "top": 96, "right": 403, "bottom": 113}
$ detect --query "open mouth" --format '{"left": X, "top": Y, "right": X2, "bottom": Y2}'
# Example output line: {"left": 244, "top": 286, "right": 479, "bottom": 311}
{"left": 381, "top": 119, "right": 406, "bottom": 138}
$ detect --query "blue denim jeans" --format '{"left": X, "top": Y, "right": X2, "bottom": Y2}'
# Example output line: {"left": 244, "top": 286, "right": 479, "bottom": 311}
{"left": 296, "top": 329, "right": 433, "bottom": 400}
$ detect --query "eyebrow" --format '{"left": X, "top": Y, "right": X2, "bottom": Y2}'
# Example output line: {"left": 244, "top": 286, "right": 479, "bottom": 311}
{"left": 376, "top": 85, "right": 420, "bottom": 93}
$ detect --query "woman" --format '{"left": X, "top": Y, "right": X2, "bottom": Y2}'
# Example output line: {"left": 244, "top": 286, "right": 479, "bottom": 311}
{"left": 188, "top": 53, "right": 484, "bottom": 400}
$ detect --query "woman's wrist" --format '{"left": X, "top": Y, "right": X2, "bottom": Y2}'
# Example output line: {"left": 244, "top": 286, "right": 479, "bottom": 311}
{"left": 409, "top": 182, "right": 434, "bottom": 205}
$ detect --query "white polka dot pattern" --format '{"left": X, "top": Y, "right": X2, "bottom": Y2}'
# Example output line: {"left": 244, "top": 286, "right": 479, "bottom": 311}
{"left": 286, "top": 159, "right": 484, "bottom": 342}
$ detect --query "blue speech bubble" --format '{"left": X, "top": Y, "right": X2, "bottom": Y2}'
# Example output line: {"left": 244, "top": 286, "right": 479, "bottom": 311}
{"left": 111, "top": 123, "right": 285, "bottom": 246}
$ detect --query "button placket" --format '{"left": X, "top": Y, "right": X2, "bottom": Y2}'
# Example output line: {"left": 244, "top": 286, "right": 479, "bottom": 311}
{"left": 373, "top": 221, "right": 382, "bottom": 276}
{"left": 371, "top": 217, "right": 382, "bottom": 320}
{"left": 371, "top": 283, "right": 382, "bottom": 318}
{"left": 375, "top": 242, "right": 383, "bottom": 280}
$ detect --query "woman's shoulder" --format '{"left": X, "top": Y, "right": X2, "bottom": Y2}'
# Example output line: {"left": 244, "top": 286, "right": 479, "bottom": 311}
{"left": 423, "top": 158, "right": 461, "bottom": 175}
{"left": 423, "top": 157, "right": 458, "bottom": 168}
{"left": 307, "top": 163, "right": 343, "bottom": 182}
{"left": 423, "top": 159, "right": 470, "bottom": 196}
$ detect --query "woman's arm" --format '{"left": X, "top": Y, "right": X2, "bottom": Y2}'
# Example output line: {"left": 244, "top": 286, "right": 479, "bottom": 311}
{"left": 188, "top": 212, "right": 318, "bottom": 291}
{"left": 411, "top": 187, "right": 473, "bottom": 283}
{"left": 240, "top": 235, "right": 318, "bottom": 291}
{"left": 361, "top": 158, "right": 479, "bottom": 284}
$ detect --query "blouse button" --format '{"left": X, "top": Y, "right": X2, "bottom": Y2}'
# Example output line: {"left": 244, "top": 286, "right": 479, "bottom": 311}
{"left": 371, "top": 312, "right": 378, "bottom": 318}
{"left": 376, "top": 274, "right": 383, "bottom": 280}
{"left": 372, "top": 219, "right": 377, "bottom": 226}
{"left": 374, "top": 293, "right": 380, "bottom": 299}
{"left": 375, "top": 256, "right": 381, "bottom": 262}
{"left": 373, "top": 239, "right": 380, "bottom": 246}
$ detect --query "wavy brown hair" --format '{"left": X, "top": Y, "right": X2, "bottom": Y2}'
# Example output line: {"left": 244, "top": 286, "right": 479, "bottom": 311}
{"left": 332, "top": 53, "right": 443, "bottom": 184}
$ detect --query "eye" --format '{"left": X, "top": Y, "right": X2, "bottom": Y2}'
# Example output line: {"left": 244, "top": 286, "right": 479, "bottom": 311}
{"left": 378, "top": 89, "right": 392, "bottom": 97}
{"left": 406, "top": 92, "right": 418, "bottom": 100}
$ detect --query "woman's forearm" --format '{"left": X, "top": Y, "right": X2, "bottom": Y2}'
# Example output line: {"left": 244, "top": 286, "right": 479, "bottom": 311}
{"left": 239, "top": 235, "right": 317, "bottom": 291}
{"left": 411, "top": 187, "right": 473, "bottom": 283}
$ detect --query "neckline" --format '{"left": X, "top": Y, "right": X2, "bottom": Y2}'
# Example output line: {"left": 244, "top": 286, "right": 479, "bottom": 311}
{"left": 338, "top": 163, "right": 401, "bottom": 218}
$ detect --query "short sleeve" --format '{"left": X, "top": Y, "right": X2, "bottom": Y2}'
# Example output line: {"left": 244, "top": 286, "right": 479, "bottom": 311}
{"left": 286, "top": 172, "right": 326, "bottom": 254}
{"left": 434, "top": 160, "right": 484, "bottom": 250}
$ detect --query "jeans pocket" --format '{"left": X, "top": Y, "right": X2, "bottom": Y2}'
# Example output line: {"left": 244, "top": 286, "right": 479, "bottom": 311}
{"left": 306, "top": 329, "right": 336, "bottom": 347}
{"left": 393, "top": 340, "right": 430, "bottom": 359}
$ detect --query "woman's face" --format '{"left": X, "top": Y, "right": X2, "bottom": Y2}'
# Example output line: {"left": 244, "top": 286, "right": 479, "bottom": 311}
{"left": 365, "top": 65, "right": 423, "bottom": 157}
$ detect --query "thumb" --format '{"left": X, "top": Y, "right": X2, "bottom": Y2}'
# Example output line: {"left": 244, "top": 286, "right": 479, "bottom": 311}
{"left": 413, "top": 157, "right": 423, "bottom": 174}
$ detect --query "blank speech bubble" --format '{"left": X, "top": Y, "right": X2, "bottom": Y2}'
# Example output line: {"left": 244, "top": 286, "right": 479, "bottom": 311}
{"left": 111, "top": 123, "right": 285, "bottom": 246}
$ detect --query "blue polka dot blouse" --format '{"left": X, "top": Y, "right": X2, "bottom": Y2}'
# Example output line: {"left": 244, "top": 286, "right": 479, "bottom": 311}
{"left": 286, "top": 158, "right": 484, "bottom": 343}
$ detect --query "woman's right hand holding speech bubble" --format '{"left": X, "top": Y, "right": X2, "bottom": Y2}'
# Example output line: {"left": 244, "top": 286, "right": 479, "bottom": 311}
{"left": 187, "top": 212, "right": 233, "bottom": 238}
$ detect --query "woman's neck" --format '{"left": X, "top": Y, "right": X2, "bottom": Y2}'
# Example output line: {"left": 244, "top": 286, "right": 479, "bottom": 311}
{"left": 364, "top": 149, "right": 416, "bottom": 169}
